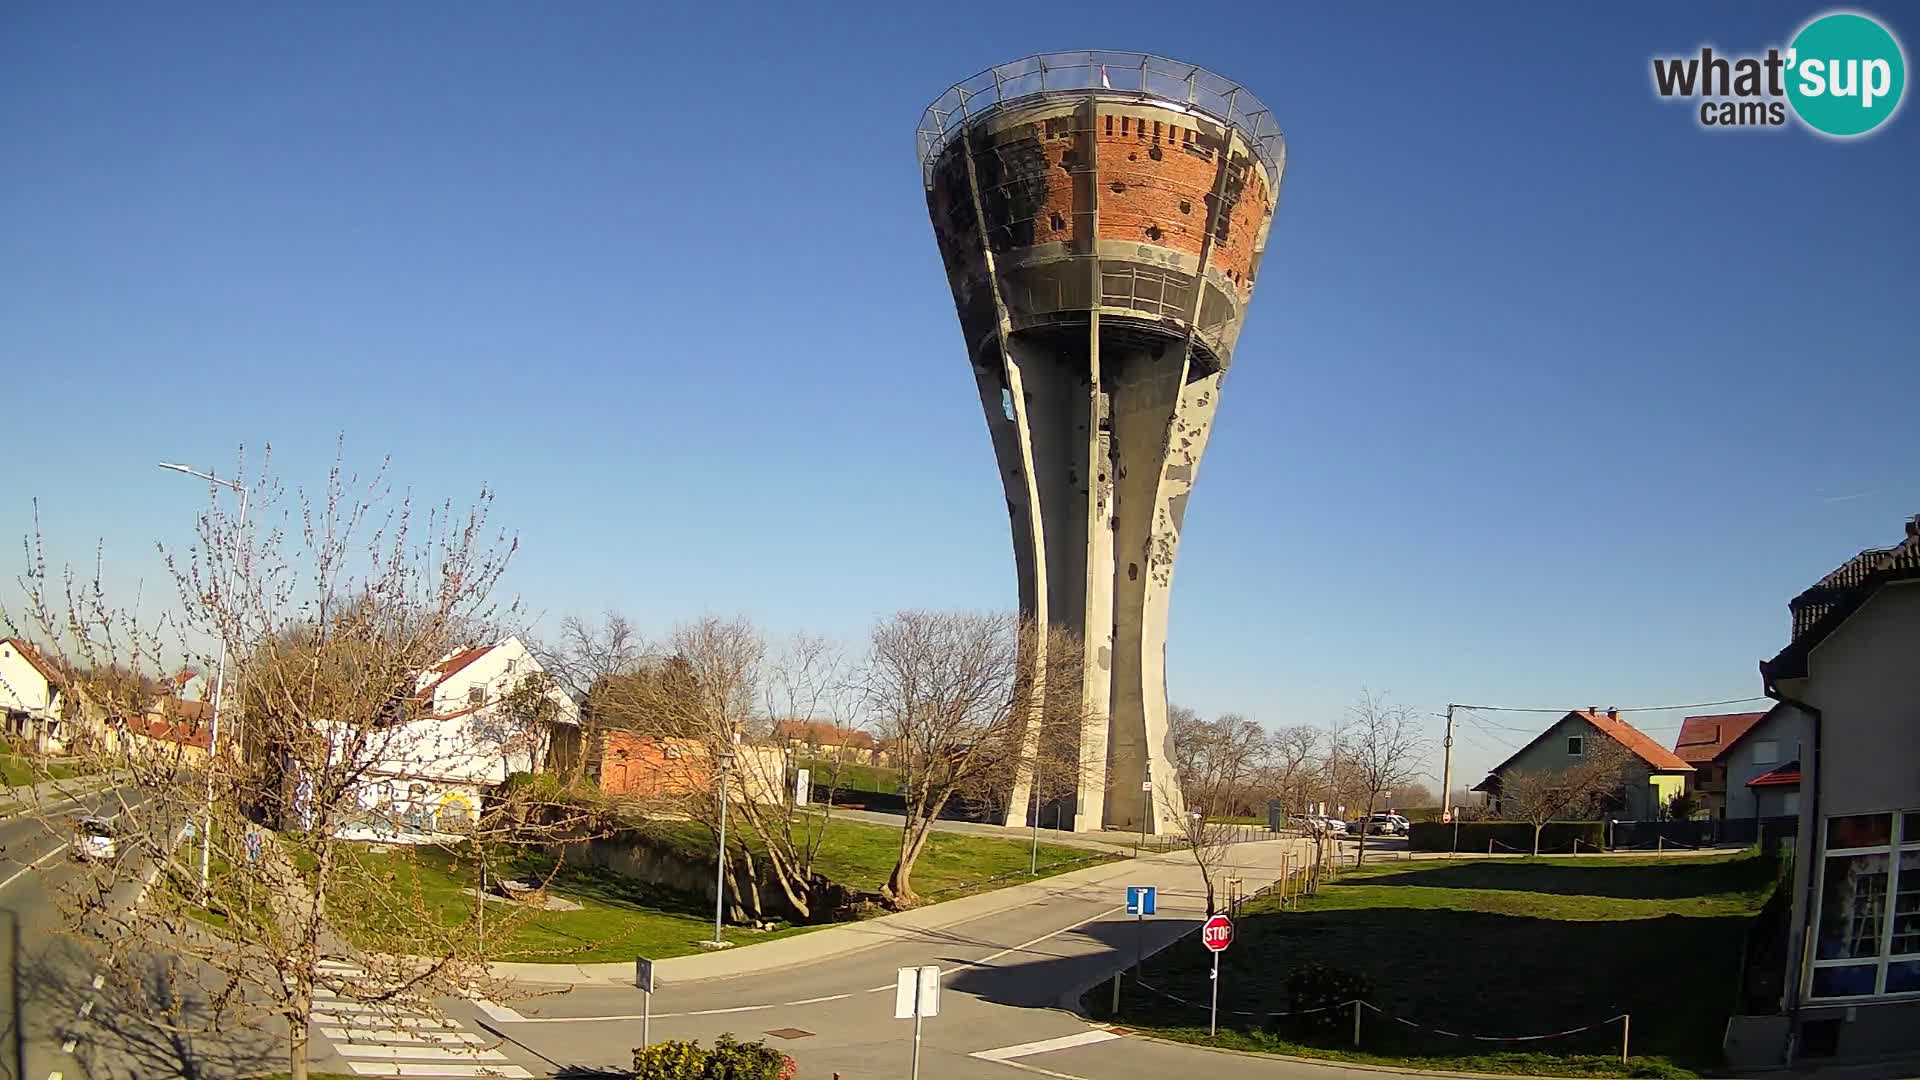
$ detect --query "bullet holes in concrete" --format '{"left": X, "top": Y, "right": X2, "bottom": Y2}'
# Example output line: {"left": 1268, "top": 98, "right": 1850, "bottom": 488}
{"left": 1144, "top": 224, "right": 1163, "bottom": 241}
{"left": 1110, "top": 181, "right": 1127, "bottom": 194}
{"left": 1148, "top": 144, "right": 1163, "bottom": 161}
{"left": 1128, "top": 563, "right": 1139, "bottom": 581}
{"left": 1179, "top": 199, "right": 1193, "bottom": 215}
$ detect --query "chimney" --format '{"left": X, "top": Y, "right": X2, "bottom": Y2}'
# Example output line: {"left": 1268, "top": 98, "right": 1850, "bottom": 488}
{"left": 1607, "top": 708, "right": 1618, "bottom": 719}
{"left": 1588, "top": 705, "right": 1597, "bottom": 715}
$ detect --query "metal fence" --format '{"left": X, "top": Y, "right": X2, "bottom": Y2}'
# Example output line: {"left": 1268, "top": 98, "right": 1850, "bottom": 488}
{"left": 916, "top": 50, "right": 1286, "bottom": 188}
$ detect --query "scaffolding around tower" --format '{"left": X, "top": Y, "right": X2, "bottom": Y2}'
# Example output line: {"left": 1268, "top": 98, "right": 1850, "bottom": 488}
{"left": 921, "top": 52, "right": 1284, "bottom": 835}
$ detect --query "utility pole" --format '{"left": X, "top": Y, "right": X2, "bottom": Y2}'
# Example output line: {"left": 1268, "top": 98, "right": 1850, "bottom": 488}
{"left": 1440, "top": 704, "right": 1456, "bottom": 823}
{"left": 711, "top": 751, "right": 735, "bottom": 946}
{"left": 158, "top": 462, "right": 248, "bottom": 895}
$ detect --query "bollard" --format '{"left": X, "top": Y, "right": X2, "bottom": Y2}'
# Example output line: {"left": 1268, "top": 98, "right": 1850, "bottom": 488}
{"left": 1111, "top": 971, "right": 1122, "bottom": 1016}
{"left": 1658, "top": 835, "right": 1664, "bottom": 854}
{"left": 1352, "top": 1000, "right": 1362, "bottom": 1046}
{"left": 1489, "top": 837, "right": 1494, "bottom": 855}
{"left": 1621, "top": 1013, "right": 1631, "bottom": 1064}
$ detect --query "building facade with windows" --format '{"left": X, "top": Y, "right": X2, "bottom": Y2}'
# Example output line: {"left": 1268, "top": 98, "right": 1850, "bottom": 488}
{"left": 1471, "top": 708, "right": 1694, "bottom": 821}
{"left": 1674, "top": 706, "right": 1807, "bottom": 824}
{"left": 1761, "top": 514, "right": 1920, "bottom": 1061}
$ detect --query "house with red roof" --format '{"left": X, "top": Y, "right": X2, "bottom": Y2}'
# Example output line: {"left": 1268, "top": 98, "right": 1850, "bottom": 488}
{"left": 329, "top": 636, "right": 579, "bottom": 829}
{"left": 0, "top": 637, "right": 74, "bottom": 754}
{"left": 1673, "top": 707, "right": 1806, "bottom": 825}
{"left": 1472, "top": 708, "right": 1694, "bottom": 821}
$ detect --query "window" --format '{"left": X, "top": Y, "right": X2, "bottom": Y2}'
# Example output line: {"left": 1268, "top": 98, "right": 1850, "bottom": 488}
{"left": 468, "top": 686, "right": 485, "bottom": 708}
{"left": 1567, "top": 736, "right": 1584, "bottom": 757}
{"left": 1784, "top": 791, "right": 1801, "bottom": 816}
{"left": 1810, "top": 810, "right": 1920, "bottom": 999}
{"left": 1751, "top": 739, "right": 1779, "bottom": 766}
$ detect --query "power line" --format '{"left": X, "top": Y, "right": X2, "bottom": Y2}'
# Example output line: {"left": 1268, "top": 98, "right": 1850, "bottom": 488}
{"left": 1451, "top": 696, "right": 1767, "bottom": 715}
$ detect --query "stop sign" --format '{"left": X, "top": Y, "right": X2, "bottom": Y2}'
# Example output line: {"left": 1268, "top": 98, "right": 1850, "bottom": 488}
{"left": 1201, "top": 914, "right": 1234, "bottom": 953}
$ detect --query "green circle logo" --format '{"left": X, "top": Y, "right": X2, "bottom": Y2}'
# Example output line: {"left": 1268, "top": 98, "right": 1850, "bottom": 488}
{"left": 1787, "top": 12, "right": 1907, "bottom": 137}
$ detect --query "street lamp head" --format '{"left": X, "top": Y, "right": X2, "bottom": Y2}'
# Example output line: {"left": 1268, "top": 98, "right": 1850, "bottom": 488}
{"left": 158, "top": 462, "right": 195, "bottom": 474}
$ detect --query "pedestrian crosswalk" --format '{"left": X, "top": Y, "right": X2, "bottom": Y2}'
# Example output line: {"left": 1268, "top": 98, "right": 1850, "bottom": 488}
{"left": 312, "top": 960, "right": 533, "bottom": 1079}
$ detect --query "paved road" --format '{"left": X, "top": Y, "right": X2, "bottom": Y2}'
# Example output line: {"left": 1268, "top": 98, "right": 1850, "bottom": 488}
{"left": 461, "top": 837, "right": 1371, "bottom": 1080}
{"left": 0, "top": 785, "right": 284, "bottom": 1080}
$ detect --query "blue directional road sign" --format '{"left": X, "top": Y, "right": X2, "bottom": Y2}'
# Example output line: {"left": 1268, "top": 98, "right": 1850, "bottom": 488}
{"left": 1126, "top": 885, "right": 1156, "bottom": 916}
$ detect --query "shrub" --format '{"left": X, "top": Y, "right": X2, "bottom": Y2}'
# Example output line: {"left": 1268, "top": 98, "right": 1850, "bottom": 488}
{"left": 1406, "top": 819, "right": 1605, "bottom": 853}
{"left": 1282, "top": 962, "right": 1372, "bottom": 1030}
{"left": 634, "top": 1039, "right": 706, "bottom": 1080}
{"left": 632, "top": 1035, "right": 796, "bottom": 1080}
{"left": 704, "top": 1033, "right": 795, "bottom": 1080}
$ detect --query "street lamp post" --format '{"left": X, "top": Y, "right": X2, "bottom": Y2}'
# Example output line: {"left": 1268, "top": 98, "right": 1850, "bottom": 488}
{"left": 711, "top": 751, "right": 736, "bottom": 946}
{"left": 158, "top": 462, "right": 248, "bottom": 893}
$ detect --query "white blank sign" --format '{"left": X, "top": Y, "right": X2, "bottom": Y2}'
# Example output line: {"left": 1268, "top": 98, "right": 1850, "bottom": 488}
{"left": 893, "top": 965, "right": 940, "bottom": 1019}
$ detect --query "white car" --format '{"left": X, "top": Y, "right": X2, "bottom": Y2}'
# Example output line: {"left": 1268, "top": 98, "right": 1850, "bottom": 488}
{"left": 72, "top": 816, "right": 118, "bottom": 862}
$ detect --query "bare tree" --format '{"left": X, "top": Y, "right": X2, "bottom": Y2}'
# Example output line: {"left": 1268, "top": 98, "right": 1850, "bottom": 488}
{"left": 1163, "top": 710, "right": 1265, "bottom": 912}
{"left": 7, "top": 447, "right": 601, "bottom": 1080}
{"left": 596, "top": 615, "right": 852, "bottom": 923}
{"left": 531, "top": 612, "right": 644, "bottom": 783}
{"left": 1257, "top": 724, "right": 1321, "bottom": 819}
{"left": 1341, "top": 691, "right": 1429, "bottom": 866}
{"left": 856, "top": 612, "right": 1093, "bottom": 907}
{"left": 1491, "top": 741, "right": 1628, "bottom": 855}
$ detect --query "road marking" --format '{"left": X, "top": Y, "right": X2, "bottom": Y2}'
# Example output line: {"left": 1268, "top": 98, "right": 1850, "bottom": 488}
{"left": 332, "top": 1044, "right": 508, "bottom": 1062}
{"left": 316, "top": 1012, "right": 459, "bottom": 1029}
{"left": 343, "top": 1064, "right": 532, "bottom": 1078}
{"left": 973, "top": 1056, "right": 1094, "bottom": 1080}
{"left": 78, "top": 1001, "right": 93, "bottom": 1018}
{"left": 781, "top": 993, "right": 850, "bottom": 1005}
{"left": 321, "top": 1027, "right": 485, "bottom": 1046}
{"left": 59, "top": 1038, "right": 76, "bottom": 1053}
{"left": 971, "top": 1031, "right": 1121, "bottom": 1061}
{"left": 91, "top": 975, "right": 104, "bottom": 990}
{"left": 0, "top": 842, "right": 70, "bottom": 893}
{"left": 483, "top": 1000, "right": 779, "bottom": 1024}
{"left": 315, "top": 1003, "right": 439, "bottom": 1019}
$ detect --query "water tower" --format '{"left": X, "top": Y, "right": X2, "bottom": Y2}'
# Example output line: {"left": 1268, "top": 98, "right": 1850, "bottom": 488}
{"left": 919, "top": 52, "right": 1285, "bottom": 833}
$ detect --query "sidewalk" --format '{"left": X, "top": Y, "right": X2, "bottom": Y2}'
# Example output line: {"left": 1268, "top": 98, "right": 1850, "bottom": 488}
{"left": 486, "top": 836, "right": 1314, "bottom": 988}
{"left": 822, "top": 805, "right": 1154, "bottom": 855}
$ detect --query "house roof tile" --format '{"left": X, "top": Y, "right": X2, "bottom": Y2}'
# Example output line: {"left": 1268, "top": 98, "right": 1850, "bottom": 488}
{"left": 1479, "top": 709, "right": 1695, "bottom": 786}
{"left": 1672, "top": 712, "right": 1769, "bottom": 764}
{"left": 1767, "top": 515, "right": 1920, "bottom": 684}
{"left": 3, "top": 638, "right": 67, "bottom": 688}
{"left": 1747, "top": 761, "right": 1802, "bottom": 788}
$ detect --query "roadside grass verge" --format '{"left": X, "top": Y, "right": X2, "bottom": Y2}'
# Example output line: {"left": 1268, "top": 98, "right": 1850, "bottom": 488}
{"left": 320, "top": 815, "right": 1117, "bottom": 964}
{"left": 1088, "top": 851, "right": 1777, "bottom": 1078}
{"left": 0, "top": 751, "right": 86, "bottom": 788}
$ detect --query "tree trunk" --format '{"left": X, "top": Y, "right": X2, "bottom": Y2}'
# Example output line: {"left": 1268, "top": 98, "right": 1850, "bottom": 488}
{"left": 886, "top": 791, "right": 951, "bottom": 907}
{"left": 1532, "top": 822, "right": 1543, "bottom": 856}
{"left": 288, "top": 1001, "right": 311, "bottom": 1080}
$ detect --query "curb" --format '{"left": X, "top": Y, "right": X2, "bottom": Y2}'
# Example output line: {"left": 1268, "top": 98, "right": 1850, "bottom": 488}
{"left": 1106, "top": 1030, "right": 1623, "bottom": 1080}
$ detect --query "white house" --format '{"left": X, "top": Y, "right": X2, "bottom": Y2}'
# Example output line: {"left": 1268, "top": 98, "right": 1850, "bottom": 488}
{"left": 0, "top": 638, "right": 72, "bottom": 755}
{"left": 336, "top": 636, "right": 578, "bottom": 830}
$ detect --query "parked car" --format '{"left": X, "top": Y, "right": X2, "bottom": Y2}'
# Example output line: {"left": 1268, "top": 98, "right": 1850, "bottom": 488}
{"left": 1318, "top": 815, "right": 1347, "bottom": 834}
{"left": 1350, "top": 813, "right": 1405, "bottom": 836}
{"left": 71, "top": 816, "right": 118, "bottom": 862}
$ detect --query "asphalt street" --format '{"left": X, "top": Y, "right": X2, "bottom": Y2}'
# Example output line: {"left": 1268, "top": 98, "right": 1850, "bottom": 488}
{"left": 464, "top": 836, "right": 1380, "bottom": 1080}
{"left": 0, "top": 785, "right": 283, "bottom": 1080}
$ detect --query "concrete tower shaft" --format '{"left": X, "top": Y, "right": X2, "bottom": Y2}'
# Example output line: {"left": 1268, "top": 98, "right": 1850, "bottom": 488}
{"left": 920, "top": 53, "right": 1284, "bottom": 834}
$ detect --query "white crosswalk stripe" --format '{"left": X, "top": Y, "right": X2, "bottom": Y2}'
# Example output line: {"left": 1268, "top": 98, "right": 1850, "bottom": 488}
{"left": 310, "top": 961, "right": 530, "bottom": 1079}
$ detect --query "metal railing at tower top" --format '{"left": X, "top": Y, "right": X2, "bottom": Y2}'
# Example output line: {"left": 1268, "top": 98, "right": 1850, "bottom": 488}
{"left": 917, "top": 51, "right": 1286, "bottom": 190}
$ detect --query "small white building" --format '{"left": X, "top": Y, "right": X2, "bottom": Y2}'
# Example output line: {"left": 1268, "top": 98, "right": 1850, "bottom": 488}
{"left": 0, "top": 638, "right": 73, "bottom": 755}
{"left": 334, "top": 636, "right": 578, "bottom": 830}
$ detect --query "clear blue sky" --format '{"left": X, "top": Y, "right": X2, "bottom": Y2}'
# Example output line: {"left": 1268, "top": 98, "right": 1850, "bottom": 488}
{"left": 4, "top": 3, "right": 1915, "bottom": 788}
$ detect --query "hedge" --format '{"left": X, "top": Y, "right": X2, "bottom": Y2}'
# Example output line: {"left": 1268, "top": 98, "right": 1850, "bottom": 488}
{"left": 1407, "top": 820, "right": 1605, "bottom": 853}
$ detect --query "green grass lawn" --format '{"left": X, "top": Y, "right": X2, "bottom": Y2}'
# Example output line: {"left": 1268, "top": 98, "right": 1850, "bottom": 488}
{"left": 794, "top": 756, "right": 901, "bottom": 795}
{"left": 0, "top": 752, "right": 85, "bottom": 787}
{"left": 324, "top": 816, "right": 1115, "bottom": 965}
{"left": 1090, "top": 852, "right": 1780, "bottom": 1078}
